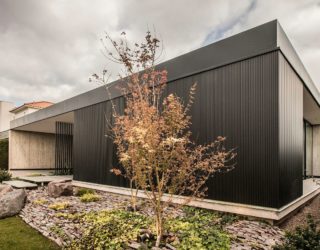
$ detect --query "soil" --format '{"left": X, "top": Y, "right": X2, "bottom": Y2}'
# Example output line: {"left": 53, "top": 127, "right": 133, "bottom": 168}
{"left": 280, "top": 194, "right": 320, "bottom": 232}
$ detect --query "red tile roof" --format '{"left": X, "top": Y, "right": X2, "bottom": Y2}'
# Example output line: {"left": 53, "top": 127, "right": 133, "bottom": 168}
{"left": 10, "top": 101, "right": 53, "bottom": 113}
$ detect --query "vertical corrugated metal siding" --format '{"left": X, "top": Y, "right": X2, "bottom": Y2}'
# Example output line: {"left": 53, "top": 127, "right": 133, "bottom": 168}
{"left": 279, "top": 53, "right": 303, "bottom": 207}
{"left": 73, "top": 51, "right": 281, "bottom": 208}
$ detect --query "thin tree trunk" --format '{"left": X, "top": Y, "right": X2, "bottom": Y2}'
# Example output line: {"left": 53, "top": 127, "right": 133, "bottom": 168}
{"left": 155, "top": 207, "right": 163, "bottom": 247}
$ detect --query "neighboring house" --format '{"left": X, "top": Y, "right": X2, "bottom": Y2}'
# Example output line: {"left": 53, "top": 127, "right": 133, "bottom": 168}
{"left": 10, "top": 101, "right": 53, "bottom": 119}
{"left": 8, "top": 20, "right": 320, "bottom": 222}
{"left": 0, "top": 101, "right": 15, "bottom": 140}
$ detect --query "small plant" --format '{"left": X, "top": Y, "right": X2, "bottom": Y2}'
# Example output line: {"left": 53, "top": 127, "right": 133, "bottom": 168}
{"left": 72, "top": 210, "right": 152, "bottom": 249}
{"left": 274, "top": 214, "right": 320, "bottom": 249}
{"left": 0, "top": 169, "right": 11, "bottom": 182}
{"left": 75, "top": 187, "right": 95, "bottom": 197}
{"left": 49, "top": 225, "right": 71, "bottom": 242}
{"left": 49, "top": 202, "right": 69, "bottom": 211}
{"left": 166, "top": 207, "right": 230, "bottom": 249}
{"left": 55, "top": 212, "right": 82, "bottom": 221}
{"left": 220, "top": 213, "right": 239, "bottom": 225}
{"left": 33, "top": 199, "right": 48, "bottom": 205}
{"left": 80, "top": 193, "right": 101, "bottom": 203}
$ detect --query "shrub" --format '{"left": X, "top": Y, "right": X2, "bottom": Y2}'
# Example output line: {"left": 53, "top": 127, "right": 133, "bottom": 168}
{"left": 73, "top": 210, "right": 152, "bottom": 249}
{"left": 165, "top": 207, "right": 230, "bottom": 249}
{"left": 75, "top": 188, "right": 95, "bottom": 197}
{"left": 80, "top": 193, "right": 101, "bottom": 203}
{"left": 33, "top": 199, "right": 48, "bottom": 205}
{"left": 48, "top": 202, "right": 69, "bottom": 211}
{"left": 0, "top": 169, "right": 11, "bottom": 182}
{"left": 274, "top": 214, "right": 320, "bottom": 250}
{"left": 0, "top": 139, "right": 8, "bottom": 170}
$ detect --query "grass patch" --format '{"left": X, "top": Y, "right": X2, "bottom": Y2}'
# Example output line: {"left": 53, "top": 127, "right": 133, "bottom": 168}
{"left": 0, "top": 216, "right": 59, "bottom": 250}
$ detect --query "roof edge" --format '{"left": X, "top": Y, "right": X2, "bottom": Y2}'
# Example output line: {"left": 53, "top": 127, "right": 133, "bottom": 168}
{"left": 276, "top": 21, "right": 320, "bottom": 106}
{"left": 11, "top": 20, "right": 279, "bottom": 129}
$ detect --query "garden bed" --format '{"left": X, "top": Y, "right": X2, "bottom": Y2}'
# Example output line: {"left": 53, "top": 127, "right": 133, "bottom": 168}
{"left": 20, "top": 186, "right": 284, "bottom": 249}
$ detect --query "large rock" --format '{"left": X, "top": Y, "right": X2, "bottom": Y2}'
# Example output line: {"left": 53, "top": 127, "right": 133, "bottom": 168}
{"left": 48, "top": 180, "right": 73, "bottom": 198}
{"left": 0, "top": 189, "right": 26, "bottom": 218}
{"left": 0, "top": 184, "right": 13, "bottom": 197}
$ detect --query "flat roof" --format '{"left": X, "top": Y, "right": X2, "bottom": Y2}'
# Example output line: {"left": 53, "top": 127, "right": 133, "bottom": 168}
{"left": 11, "top": 20, "right": 320, "bottom": 129}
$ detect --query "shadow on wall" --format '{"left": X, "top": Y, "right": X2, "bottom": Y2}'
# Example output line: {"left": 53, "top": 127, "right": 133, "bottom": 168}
{"left": 0, "top": 139, "right": 8, "bottom": 170}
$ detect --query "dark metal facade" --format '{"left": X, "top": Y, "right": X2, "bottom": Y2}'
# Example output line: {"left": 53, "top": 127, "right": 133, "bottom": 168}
{"left": 72, "top": 51, "right": 301, "bottom": 208}
{"left": 55, "top": 122, "right": 73, "bottom": 175}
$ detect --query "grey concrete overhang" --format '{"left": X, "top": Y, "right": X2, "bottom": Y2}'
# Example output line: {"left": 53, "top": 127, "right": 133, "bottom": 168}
{"left": 10, "top": 19, "right": 320, "bottom": 130}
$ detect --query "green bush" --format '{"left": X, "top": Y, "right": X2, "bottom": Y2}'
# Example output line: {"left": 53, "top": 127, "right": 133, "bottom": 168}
{"left": 75, "top": 188, "right": 95, "bottom": 197}
{"left": 274, "top": 214, "right": 320, "bottom": 250}
{"left": 73, "top": 210, "right": 151, "bottom": 249}
{"left": 166, "top": 207, "right": 230, "bottom": 250}
{"left": 80, "top": 193, "right": 101, "bottom": 203}
{"left": 0, "top": 139, "right": 8, "bottom": 170}
{"left": 0, "top": 169, "right": 11, "bottom": 182}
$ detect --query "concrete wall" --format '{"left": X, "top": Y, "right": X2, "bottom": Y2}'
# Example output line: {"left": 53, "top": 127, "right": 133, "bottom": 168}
{"left": 9, "top": 130, "right": 55, "bottom": 169}
{"left": 312, "top": 125, "right": 320, "bottom": 176}
{"left": 0, "top": 101, "right": 15, "bottom": 132}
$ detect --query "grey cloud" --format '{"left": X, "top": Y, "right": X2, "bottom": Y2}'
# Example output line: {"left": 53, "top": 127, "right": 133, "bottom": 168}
{"left": 0, "top": 0, "right": 319, "bottom": 105}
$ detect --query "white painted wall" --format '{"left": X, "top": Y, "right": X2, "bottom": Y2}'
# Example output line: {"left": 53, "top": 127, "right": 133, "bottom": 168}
{"left": 12, "top": 107, "right": 39, "bottom": 119}
{"left": 0, "top": 101, "right": 15, "bottom": 132}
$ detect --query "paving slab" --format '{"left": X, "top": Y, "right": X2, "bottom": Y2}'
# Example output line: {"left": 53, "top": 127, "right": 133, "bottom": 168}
{"left": 3, "top": 180, "right": 38, "bottom": 189}
{"left": 19, "top": 175, "right": 73, "bottom": 185}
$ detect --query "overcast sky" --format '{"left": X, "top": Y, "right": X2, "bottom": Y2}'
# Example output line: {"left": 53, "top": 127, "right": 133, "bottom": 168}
{"left": 1, "top": 0, "right": 320, "bottom": 105}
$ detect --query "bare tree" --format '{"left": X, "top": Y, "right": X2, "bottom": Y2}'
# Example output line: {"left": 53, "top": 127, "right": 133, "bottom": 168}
{"left": 92, "top": 30, "right": 236, "bottom": 247}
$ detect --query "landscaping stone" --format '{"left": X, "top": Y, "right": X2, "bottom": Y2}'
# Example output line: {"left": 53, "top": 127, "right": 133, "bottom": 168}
{"left": 0, "top": 189, "right": 26, "bottom": 219}
{"left": 225, "top": 220, "right": 284, "bottom": 249}
{"left": 20, "top": 187, "right": 285, "bottom": 249}
{"left": 48, "top": 180, "right": 73, "bottom": 198}
{"left": 0, "top": 184, "right": 13, "bottom": 196}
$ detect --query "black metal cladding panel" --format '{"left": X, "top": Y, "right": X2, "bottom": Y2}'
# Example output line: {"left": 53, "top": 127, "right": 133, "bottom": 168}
{"left": 278, "top": 52, "right": 303, "bottom": 207}
{"left": 73, "top": 51, "right": 280, "bottom": 208}
{"left": 73, "top": 97, "right": 128, "bottom": 187}
{"left": 55, "top": 122, "right": 73, "bottom": 175}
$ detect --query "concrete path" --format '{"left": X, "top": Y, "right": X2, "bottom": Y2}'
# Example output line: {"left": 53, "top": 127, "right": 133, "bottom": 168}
{"left": 3, "top": 180, "right": 38, "bottom": 189}
{"left": 19, "top": 175, "right": 73, "bottom": 186}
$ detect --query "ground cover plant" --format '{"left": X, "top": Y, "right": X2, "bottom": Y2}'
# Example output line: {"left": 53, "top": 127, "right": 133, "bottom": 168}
{"left": 92, "top": 30, "right": 236, "bottom": 247}
{"left": 80, "top": 193, "right": 101, "bottom": 203}
{"left": 0, "top": 216, "right": 59, "bottom": 250}
{"left": 274, "top": 214, "right": 320, "bottom": 250}
{"left": 71, "top": 207, "right": 231, "bottom": 249}
{"left": 48, "top": 202, "right": 70, "bottom": 211}
{"left": 75, "top": 187, "right": 95, "bottom": 196}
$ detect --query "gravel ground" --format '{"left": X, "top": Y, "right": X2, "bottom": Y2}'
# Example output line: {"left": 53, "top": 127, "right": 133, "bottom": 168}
{"left": 20, "top": 186, "right": 285, "bottom": 249}
{"left": 280, "top": 194, "right": 320, "bottom": 232}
